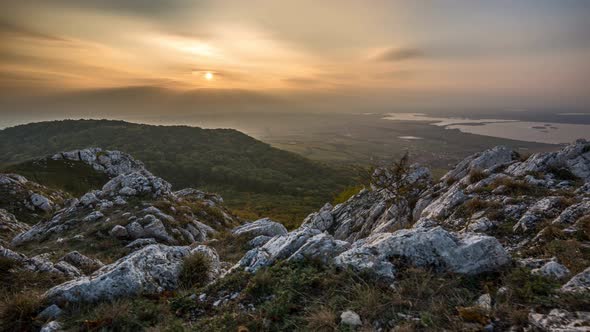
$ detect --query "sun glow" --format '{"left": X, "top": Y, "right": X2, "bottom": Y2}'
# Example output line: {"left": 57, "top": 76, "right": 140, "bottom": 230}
{"left": 205, "top": 72, "right": 213, "bottom": 80}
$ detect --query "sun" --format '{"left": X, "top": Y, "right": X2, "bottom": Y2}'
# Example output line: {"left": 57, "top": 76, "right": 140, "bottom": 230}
{"left": 204, "top": 72, "right": 213, "bottom": 80}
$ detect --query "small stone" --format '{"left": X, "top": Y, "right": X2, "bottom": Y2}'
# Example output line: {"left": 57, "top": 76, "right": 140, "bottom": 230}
{"left": 340, "top": 310, "right": 362, "bottom": 326}
{"left": 37, "top": 304, "right": 63, "bottom": 320}
{"left": 109, "top": 225, "right": 128, "bottom": 239}
{"left": 40, "top": 321, "right": 62, "bottom": 332}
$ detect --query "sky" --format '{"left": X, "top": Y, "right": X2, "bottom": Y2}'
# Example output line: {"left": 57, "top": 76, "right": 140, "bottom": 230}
{"left": 1, "top": 0, "right": 589, "bottom": 124}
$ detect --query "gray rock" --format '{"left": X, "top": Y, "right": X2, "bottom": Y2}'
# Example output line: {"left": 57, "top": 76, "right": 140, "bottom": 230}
{"left": 466, "top": 217, "right": 497, "bottom": 233}
{"left": 301, "top": 203, "right": 334, "bottom": 232}
{"left": 561, "top": 267, "right": 590, "bottom": 293}
{"left": 532, "top": 261, "right": 570, "bottom": 280}
{"left": 79, "top": 193, "right": 99, "bottom": 207}
{"left": 507, "top": 139, "right": 590, "bottom": 182}
{"left": 334, "top": 246, "right": 396, "bottom": 280}
{"left": 37, "top": 304, "right": 63, "bottom": 320}
{"left": 340, "top": 310, "right": 362, "bottom": 326}
{"left": 102, "top": 170, "right": 171, "bottom": 198}
{"left": 30, "top": 193, "right": 53, "bottom": 212}
{"left": 82, "top": 211, "right": 104, "bottom": 222}
{"left": 553, "top": 200, "right": 590, "bottom": 225}
{"left": 143, "top": 218, "right": 176, "bottom": 244}
{"left": 441, "top": 146, "right": 517, "bottom": 184}
{"left": 237, "top": 228, "right": 321, "bottom": 272}
{"left": 54, "top": 261, "right": 82, "bottom": 278}
{"left": 513, "top": 196, "right": 566, "bottom": 233}
{"left": 109, "top": 225, "right": 128, "bottom": 239}
{"left": 287, "top": 233, "right": 350, "bottom": 264}
{"left": 420, "top": 184, "right": 467, "bottom": 220}
{"left": 60, "top": 251, "right": 104, "bottom": 272}
{"left": 232, "top": 218, "right": 288, "bottom": 238}
{"left": 475, "top": 294, "right": 493, "bottom": 312}
{"left": 125, "top": 238, "right": 158, "bottom": 250}
{"left": 52, "top": 148, "right": 146, "bottom": 177}
{"left": 119, "top": 186, "right": 137, "bottom": 196}
{"left": 247, "top": 235, "right": 273, "bottom": 248}
{"left": 45, "top": 244, "right": 220, "bottom": 304}
{"left": 335, "top": 227, "right": 510, "bottom": 279}
{"left": 40, "top": 321, "right": 62, "bottom": 332}
{"left": 125, "top": 221, "right": 144, "bottom": 239}
{"left": 529, "top": 309, "right": 590, "bottom": 332}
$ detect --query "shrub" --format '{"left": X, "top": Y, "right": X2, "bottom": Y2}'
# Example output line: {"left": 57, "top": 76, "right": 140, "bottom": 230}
{"left": 179, "top": 252, "right": 212, "bottom": 289}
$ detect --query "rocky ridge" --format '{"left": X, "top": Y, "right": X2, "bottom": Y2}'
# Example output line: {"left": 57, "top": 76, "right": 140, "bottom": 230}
{"left": 1, "top": 142, "right": 590, "bottom": 331}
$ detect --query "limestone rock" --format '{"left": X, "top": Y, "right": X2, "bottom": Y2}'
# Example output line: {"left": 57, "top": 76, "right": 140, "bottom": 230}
{"left": 45, "top": 244, "right": 219, "bottom": 304}
{"left": 532, "top": 261, "right": 570, "bottom": 280}
{"left": 109, "top": 225, "right": 128, "bottom": 239}
{"left": 30, "top": 193, "right": 53, "bottom": 212}
{"left": 561, "top": 267, "right": 590, "bottom": 293}
{"left": 340, "top": 310, "right": 362, "bottom": 326}
{"left": 335, "top": 227, "right": 509, "bottom": 279}
{"left": 529, "top": 309, "right": 590, "bottom": 332}
{"left": 232, "top": 218, "right": 288, "bottom": 238}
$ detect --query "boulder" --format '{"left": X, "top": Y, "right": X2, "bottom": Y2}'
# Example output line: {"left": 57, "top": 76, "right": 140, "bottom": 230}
{"left": 45, "top": 244, "right": 219, "bottom": 304}
{"left": 60, "top": 251, "right": 104, "bottom": 272}
{"left": 420, "top": 184, "right": 467, "bottom": 221}
{"left": 532, "top": 261, "right": 570, "bottom": 280}
{"left": 513, "top": 197, "right": 567, "bottom": 233}
{"left": 232, "top": 218, "right": 288, "bottom": 238}
{"left": 237, "top": 228, "right": 321, "bottom": 272}
{"left": 109, "top": 225, "right": 128, "bottom": 239}
{"left": 125, "top": 238, "right": 158, "bottom": 250}
{"left": 561, "top": 267, "right": 590, "bottom": 293}
{"left": 529, "top": 309, "right": 590, "bottom": 332}
{"left": 552, "top": 200, "right": 590, "bottom": 225}
{"left": 143, "top": 218, "right": 176, "bottom": 244}
{"left": 335, "top": 227, "right": 509, "bottom": 279}
{"left": 30, "top": 193, "right": 53, "bottom": 212}
{"left": 101, "top": 171, "right": 171, "bottom": 198}
{"left": 507, "top": 139, "right": 590, "bottom": 182}
{"left": 441, "top": 146, "right": 517, "bottom": 184}
{"left": 340, "top": 310, "right": 362, "bottom": 326}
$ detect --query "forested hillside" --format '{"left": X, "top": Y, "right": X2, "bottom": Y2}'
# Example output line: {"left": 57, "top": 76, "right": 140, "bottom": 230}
{"left": 0, "top": 120, "right": 355, "bottom": 226}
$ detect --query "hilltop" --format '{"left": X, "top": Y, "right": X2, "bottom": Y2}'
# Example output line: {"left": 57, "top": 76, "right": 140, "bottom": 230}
{"left": 0, "top": 140, "right": 589, "bottom": 331}
{"left": 0, "top": 119, "right": 355, "bottom": 227}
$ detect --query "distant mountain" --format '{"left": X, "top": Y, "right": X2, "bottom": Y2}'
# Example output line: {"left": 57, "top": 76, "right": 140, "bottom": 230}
{"left": 0, "top": 119, "right": 354, "bottom": 226}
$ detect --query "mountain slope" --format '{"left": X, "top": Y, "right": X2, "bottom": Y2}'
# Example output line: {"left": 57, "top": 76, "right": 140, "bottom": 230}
{"left": 0, "top": 120, "right": 354, "bottom": 226}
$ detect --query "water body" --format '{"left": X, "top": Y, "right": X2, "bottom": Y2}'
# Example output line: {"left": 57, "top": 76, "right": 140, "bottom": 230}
{"left": 384, "top": 113, "right": 590, "bottom": 144}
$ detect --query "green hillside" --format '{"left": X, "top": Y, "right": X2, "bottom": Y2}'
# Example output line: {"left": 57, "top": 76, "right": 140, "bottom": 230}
{"left": 0, "top": 120, "right": 355, "bottom": 227}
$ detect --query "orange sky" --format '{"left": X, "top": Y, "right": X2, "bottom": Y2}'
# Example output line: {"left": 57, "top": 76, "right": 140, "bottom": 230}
{"left": 1, "top": 0, "right": 589, "bottom": 110}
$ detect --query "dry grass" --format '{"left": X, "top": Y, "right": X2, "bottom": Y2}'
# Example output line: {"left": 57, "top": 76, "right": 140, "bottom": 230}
{"left": 468, "top": 169, "right": 487, "bottom": 184}
{"left": 0, "top": 290, "right": 43, "bottom": 332}
{"left": 305, "top": 306, "right": 338, "bottom": 331}
{"left": 179, "top": 252, "right": 212, "bottom": 289}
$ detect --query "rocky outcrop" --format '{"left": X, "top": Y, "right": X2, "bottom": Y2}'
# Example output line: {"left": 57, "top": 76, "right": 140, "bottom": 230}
{"left": 561, "top": 267, "right": 590, "bottom": 293}
{"left": 335, "top": 227, "right": 510, "bottom": 279}
{"left": 45, "top": 244, "right": 220, "bottom": 304}
{"left": 0, "top": 173, "right": 68, "bottom": 223}
{"left": 441, "top": 145, "right": 518, "bottom": 183}
{"left": 529, "top": 309, "right": 590, "bottom": 331}
{"left": 507, "top": 139, "right": 590, "bottom": 182}
{"left": 51, "top": 148, "right": 146, "bottom": 177}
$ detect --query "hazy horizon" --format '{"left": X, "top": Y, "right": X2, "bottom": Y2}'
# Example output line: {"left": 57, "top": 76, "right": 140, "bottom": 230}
{"left": 2, "top": 0, "right": 590, "bottom": 126}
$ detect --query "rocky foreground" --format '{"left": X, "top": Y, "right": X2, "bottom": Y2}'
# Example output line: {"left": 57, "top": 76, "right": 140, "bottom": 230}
{"left": 1, "top": 142, "right": 590, "bottom": 331}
